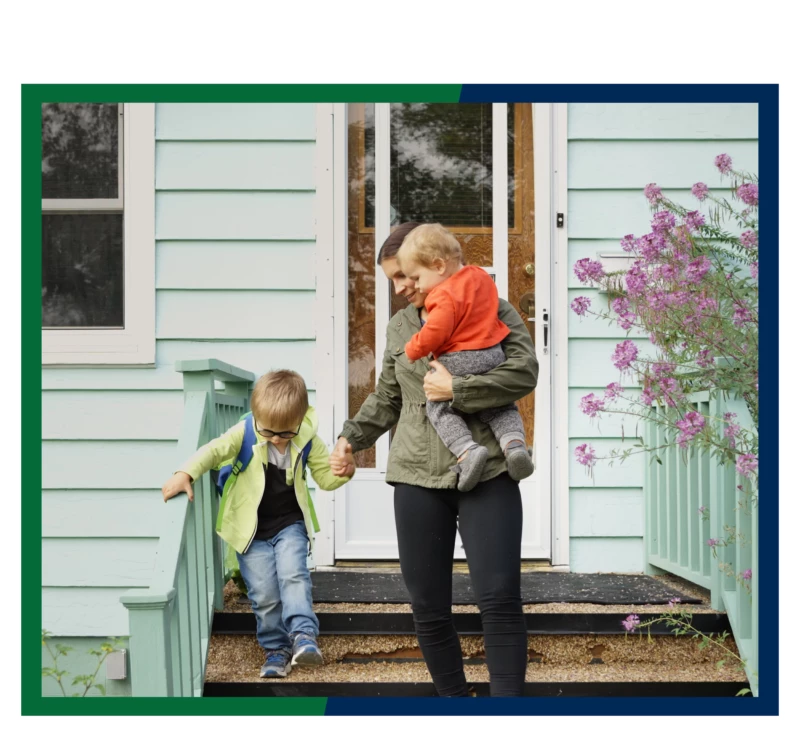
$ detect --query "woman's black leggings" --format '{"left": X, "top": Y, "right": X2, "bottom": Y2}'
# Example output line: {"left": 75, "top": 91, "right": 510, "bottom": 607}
{"left": 394, "top": 473, "right": 528, "bottom": 696}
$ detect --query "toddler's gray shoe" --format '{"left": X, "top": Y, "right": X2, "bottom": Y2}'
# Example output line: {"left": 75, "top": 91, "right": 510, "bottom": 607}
{"left": 451, "top": 445, "right": 489, "bottom": 492}
{"left": 505, "top": 444, "right": 534, "bottom": 481}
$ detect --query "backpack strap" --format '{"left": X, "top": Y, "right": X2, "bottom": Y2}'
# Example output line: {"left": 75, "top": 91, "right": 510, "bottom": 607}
{"left": 214, "top": 412, "right": 256, "bottom": 495}
{"left": 300, "top": 439, "right": 313, "bottom": 471}
{"left": 231, "top": 412, "right": 256, "bottom": 479}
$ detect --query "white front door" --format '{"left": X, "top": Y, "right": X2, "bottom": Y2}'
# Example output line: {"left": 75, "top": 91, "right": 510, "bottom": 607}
{"left": 333, "top": 103, "right": 552, "bottom": 560}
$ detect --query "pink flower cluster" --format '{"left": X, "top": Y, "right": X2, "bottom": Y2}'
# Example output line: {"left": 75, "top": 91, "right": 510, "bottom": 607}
{"left": 571, "top": 295, "right": 591, "bottom": 316}
{"left": 612, "top": 340, "right": 639, "bottom": 371}
{"left": 574, "top": 258, "right": 605, "bottom": 284}
{"left": 569, "top": 152, "right": 758, "bottom": 481}
{"left": 737, "top": 183, "right": 759, "bottom": 206}
{"left": 676, "top": 410, "right": 705, "bottom": 448}
{"left": 574, "top": 443, "right": 597, "bottom": 468}
{"left": 715, "top": 153, "right": 733, "bottom": 174}
{"left": 644, "top": 183, "right": 663, "bottom": 205}
{"left": 735, "top": 453, "right": 758, "bottom": 478}
{"left": 692, "top": 182, "right": 709, "bottom": 201}
{"left": 652, "top": 211, "right": 676, "bottom": 234}
{"left": 580, "top": 393, "right": 605, "bottom": 418}
{"left": 696, "top": 349, "right": 715, "bottom": 368}
{"left": 723, "top": 412, "right": 741, "bottom": 448}
{"left": 740, "top": 230, "right": 758, "bottom": 249}
{"left": 733, "top": 306, "right": 753, "bottom": 328}
{"left": 622, "top": 614, "right": 640, "bottom": 632}
{"left": 683, "top": 210, "right": 705, "bottom": 231}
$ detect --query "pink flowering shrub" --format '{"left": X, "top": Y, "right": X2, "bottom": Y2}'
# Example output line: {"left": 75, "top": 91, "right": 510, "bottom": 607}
{"left": 572, "top": 154, "right": 758, "bottom": 487}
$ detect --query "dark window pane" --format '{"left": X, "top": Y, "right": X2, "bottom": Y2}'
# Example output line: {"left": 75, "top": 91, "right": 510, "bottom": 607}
{"left": 42, "top": 104, "right": 119, "bottom": 199}
{"left": 363, "top": 104, "right": 516, "bottom": 230}
{"left": 42, "top": 214, "right": 124, "bottom": 328}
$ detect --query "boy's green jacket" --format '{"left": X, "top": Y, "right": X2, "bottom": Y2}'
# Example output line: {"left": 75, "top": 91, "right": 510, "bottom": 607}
{"left": 180, "top": 406, "right": 349, "bottom": 554}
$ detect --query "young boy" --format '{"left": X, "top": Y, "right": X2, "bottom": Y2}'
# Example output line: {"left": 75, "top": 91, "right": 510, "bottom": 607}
{"left": 397, "top": 223, "right": 534, "bottom": 491}
{"left": 161, "top": 370, "right": 352, "bottom": 678}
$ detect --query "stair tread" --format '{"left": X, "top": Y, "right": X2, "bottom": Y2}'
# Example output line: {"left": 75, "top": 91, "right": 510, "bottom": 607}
{"left": 206, "top": 633, "right": 745, "bottom": 685}
{"left": 206, "top": 660, "right": 747, "bottom": 685}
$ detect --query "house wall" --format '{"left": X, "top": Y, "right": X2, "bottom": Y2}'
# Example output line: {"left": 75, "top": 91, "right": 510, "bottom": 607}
{"left": 565, "top": 103, "right": 758, "bottom": 572}
{"left": 41, "top": 104, "right": 323, "bottom": 644}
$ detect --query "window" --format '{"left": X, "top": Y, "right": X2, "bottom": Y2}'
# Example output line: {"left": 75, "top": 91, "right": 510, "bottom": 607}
{"left": 359, "top": 103, "right": 520, "bottom": 233}
{"left": 41, "top": 103, "right": 155, "bottom": 364}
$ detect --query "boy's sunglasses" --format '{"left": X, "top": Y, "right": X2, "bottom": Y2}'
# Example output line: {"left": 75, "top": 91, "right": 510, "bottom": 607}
{"left": 255, "top": 421, "right": 301, "bottom": 440}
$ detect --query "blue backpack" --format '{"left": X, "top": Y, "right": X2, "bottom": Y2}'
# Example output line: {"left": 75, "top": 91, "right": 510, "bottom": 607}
{"left": 212, "top": 412, "right": 313, "bottom": 496}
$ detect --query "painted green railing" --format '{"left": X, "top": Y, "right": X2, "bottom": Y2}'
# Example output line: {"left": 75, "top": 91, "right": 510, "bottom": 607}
{"left": 644, "top": 390, "right": 758, "bottom": 695}
{"left": 121, "top": 359, "right": 254, "bottom": 697}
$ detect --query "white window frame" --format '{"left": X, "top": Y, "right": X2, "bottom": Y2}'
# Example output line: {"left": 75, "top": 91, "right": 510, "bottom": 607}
{"left": 42, "top": 102, "right": 155, "bottom": 365}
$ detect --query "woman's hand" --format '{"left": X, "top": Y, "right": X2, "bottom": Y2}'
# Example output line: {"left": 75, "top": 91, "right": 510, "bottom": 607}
{"left": 162, "top": 472, "right": 194, "bottom": 502}
{"left": 329, "top": 437, "right": 356, "bottom": 477}
{"left": 424, "top": 360, "right": 454, "bottom": 402}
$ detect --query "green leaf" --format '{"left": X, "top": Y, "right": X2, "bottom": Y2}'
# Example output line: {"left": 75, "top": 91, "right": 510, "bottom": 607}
{"left": 716, "top": 659, "right": 726, "bottom": 669}
{"left": 94, "top": 684, "right": 106, "bottom": 696}
{"left": 736, "top": 688, "right": 751, "bottom": 697}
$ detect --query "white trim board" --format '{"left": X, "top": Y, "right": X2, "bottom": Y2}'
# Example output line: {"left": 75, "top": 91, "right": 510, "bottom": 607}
{"left": 549, "top": 103, "right": 571, "bottom": 569}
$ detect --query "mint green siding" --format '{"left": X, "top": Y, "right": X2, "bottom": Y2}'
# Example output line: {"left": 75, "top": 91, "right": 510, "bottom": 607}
{"left": 566, "top": 103, "right": 758, "bottom": 572}
{"left": 41, "top": 103, "right": 321, "bottom": 643}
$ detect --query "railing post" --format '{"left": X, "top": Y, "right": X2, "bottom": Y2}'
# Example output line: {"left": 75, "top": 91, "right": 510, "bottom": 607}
{"left": 175, "top": 360, "right": 254, "bottom": 614}
{"left": 122, "top": 359, "right": 256, "bottom": 697}
{"left": 120, "top": 590, "right": 176, "bottom": 697}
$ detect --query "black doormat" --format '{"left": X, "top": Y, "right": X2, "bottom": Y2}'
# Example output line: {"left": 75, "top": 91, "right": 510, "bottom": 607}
{"left": 309, "top": 571, "right": 701, "bottom": 605}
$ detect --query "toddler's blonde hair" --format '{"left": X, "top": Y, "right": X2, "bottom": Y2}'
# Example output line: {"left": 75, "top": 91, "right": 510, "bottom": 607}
{"left": 397, "top": 223, "right": 462, "bottom": 269}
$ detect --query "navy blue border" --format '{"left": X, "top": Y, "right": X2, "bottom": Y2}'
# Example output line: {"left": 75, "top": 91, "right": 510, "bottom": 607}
{"left": 325, "top": 83, "right": 779, "bottom": 717}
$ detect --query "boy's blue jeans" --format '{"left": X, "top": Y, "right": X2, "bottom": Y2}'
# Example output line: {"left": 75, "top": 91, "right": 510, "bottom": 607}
{"left": 236, "top": 520, "right": 319, "bottom": 653}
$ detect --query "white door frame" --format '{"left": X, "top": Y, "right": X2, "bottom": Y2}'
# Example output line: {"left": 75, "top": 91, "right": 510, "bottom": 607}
{"left": 319, "top": 102, "right": 570, "bottom": 566}
{"left": 548, "top": 102, "right": 570, "bottom": 569}
{"left": 311, "top": 102, "right": 343, "bottom": 567}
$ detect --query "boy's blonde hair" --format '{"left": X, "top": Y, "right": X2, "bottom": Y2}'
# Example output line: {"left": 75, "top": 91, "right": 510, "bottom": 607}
{"left": 250, "top": 370, "right": 309, "bottom": 430}
{"left": 397, "top": 223, "right": 462, "bottom": 269}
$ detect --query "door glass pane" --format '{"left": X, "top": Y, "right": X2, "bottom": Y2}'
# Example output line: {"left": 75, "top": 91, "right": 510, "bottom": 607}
{"left": 42, "top": 103, "right": 120, "bottom": 199}
{"left": 42, "top": 213, "right": 124, "bottom": 328}
{"left": 347, "top": 104, "right": 376, "bottom": 468}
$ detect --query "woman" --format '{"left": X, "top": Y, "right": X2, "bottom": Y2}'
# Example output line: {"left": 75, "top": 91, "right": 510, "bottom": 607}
{"left": 330, "top": 222, "right": 538, "bottom": 696}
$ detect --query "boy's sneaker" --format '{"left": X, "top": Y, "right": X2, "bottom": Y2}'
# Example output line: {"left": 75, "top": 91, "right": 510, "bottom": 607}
{"left": 290, "top": 632, "right": 324, "bottom": 667}
{"left": 260, "top": 650, "right": 292, "bottom": 678}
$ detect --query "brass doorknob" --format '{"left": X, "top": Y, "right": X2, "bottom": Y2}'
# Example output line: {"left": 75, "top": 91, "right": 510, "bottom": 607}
{"left": 524, "top": 263, "right": 535, "bottom": 277}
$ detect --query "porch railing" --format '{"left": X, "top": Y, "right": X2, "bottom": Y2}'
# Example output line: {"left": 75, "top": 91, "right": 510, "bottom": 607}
{"left": 644, "top": 390, "right": 758, "bottom": 695}
{"left": 121, "top": 359, "right": 254, "bottom": 697}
